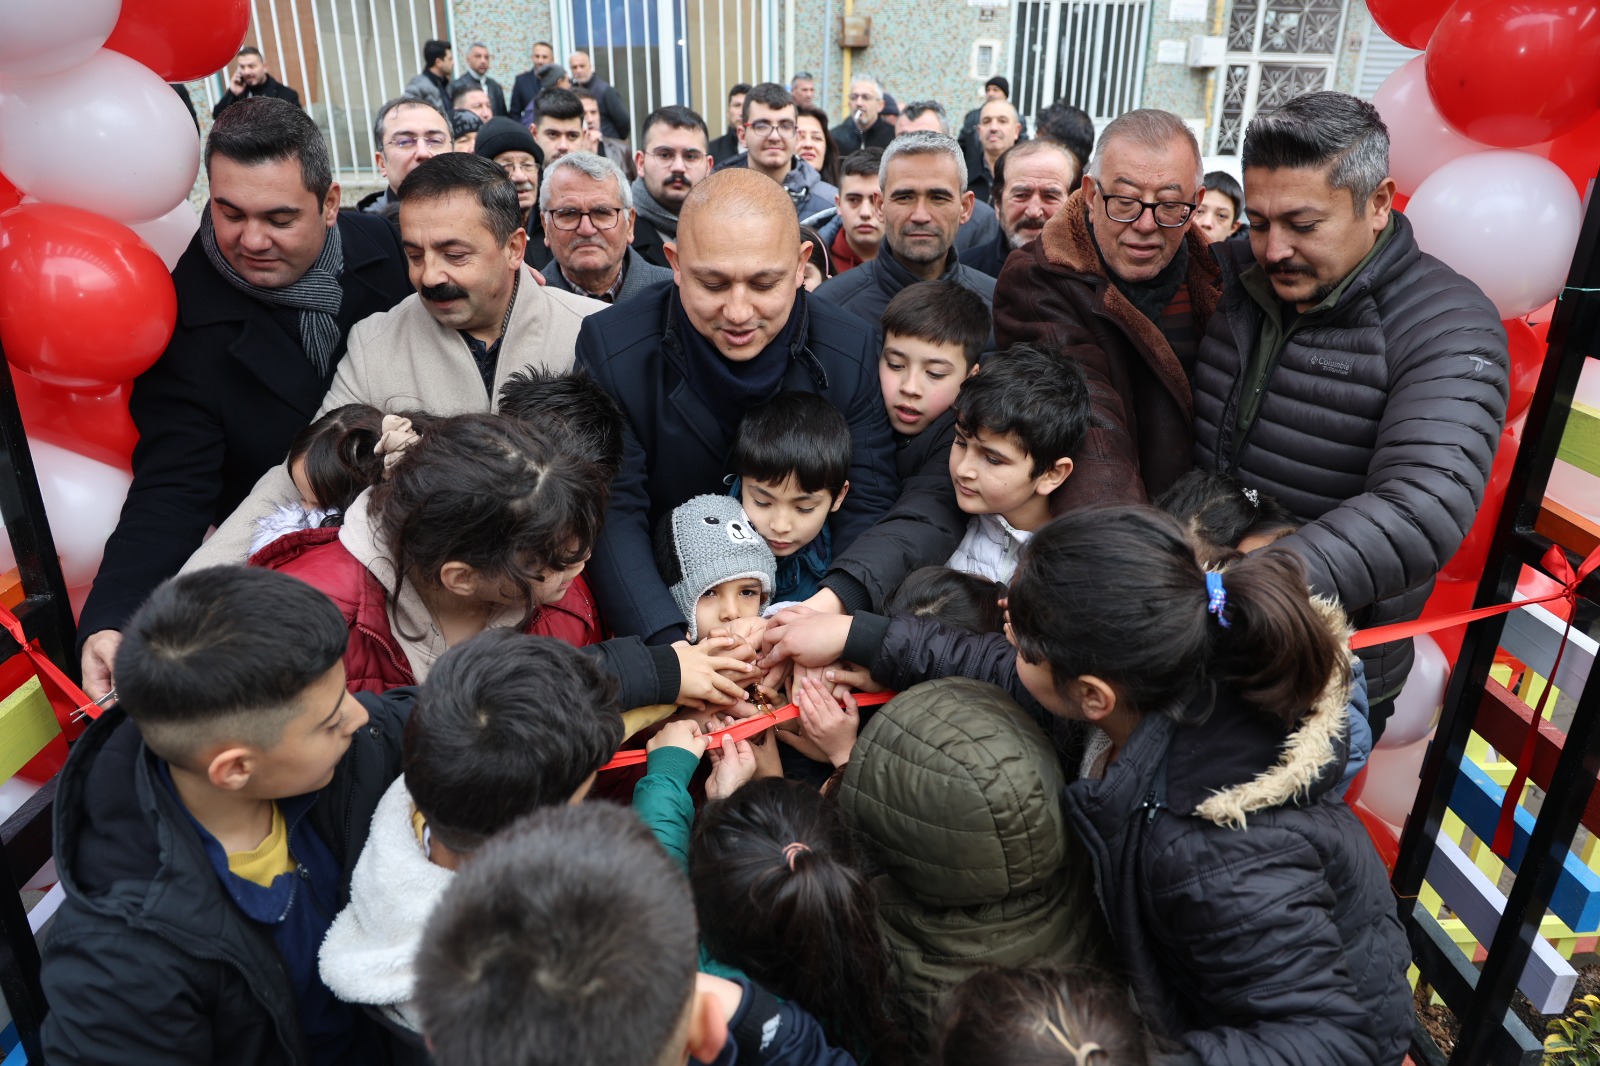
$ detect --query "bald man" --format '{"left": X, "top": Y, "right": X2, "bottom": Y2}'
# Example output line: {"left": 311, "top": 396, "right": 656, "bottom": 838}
{"left": 575, "top": 169, "right": 900, "bottom": 642}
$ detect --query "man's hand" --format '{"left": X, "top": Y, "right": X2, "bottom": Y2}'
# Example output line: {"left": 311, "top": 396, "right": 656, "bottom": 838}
{"left": 80, "top": 630, "right": 121, "bottom": 701}
{"left": 705, "top": 733, "right": 757, "bottom": 800}
{"left": 799, "top": 587, "right": 846, "bottom": 615}
{"left": 759, "top": 606, "right": 854, "bottom": 670}
{"left": 792, "top": 677, "right": 860, "bottom": 767}
{"left": 228, "top": 68, "right": 248, "bottom": 96}
{"left": 672, "top": 638, "right": 758, "bottom": 710}
{"left": 647, "top": 719, "right": 708, "bottom": 760}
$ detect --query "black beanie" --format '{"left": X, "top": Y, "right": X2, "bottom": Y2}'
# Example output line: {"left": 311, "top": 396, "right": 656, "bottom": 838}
{"left": 985, "top": 75, "right": 1010, "bottom": 98}
{"left": 474, "top": 116, "right": 544, "bottom": 166}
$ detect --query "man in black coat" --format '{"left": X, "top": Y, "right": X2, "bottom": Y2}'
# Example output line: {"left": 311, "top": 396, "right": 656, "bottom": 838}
{"left": 568, "top": 50, "right": 631, "bottom": 141}
{"left": 831, "top": 74, "right": 896, "bottom": 153}
{"left": 449, "top": 41, "right": 508, "bottom": 117}
{"left": 508, "top": 40, "right": 557, "bottom": 124}
{"left": 77, "top": 99, "right": 411, "bottom": 698}
{"left": 1193, "top": 92, "right": 1509, "bottom": 736}
{"left": 211, "top": 45, "right": 300, "bottom": 118}
{"left": 577, "top": 168, "right": 899, "bottom": 643}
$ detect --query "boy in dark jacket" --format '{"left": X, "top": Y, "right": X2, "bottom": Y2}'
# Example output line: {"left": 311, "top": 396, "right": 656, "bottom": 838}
{"left": 814, "top": 280, "right": 986, "bottom": 612}
{"left": 414, "top": 802, "right": 857, "bottom": 1065}
{"left": 41, "top": 567, "right": 413, "bottom": 1066}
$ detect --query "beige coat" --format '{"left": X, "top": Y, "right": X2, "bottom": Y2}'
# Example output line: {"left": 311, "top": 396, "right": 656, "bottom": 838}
{"left": 185, "top": 265, "right": 603, "bottom": 570}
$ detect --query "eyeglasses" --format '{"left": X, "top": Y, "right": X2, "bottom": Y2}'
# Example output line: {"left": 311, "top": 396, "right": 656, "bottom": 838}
{"left": 646, "top": 146, "right": 707, "bottom": 166}
{"left": 385, "top": 133, "right": 452, "bottom": 151}
{"left": 545, "top": 205, "right": 624, "bottom": 230}
{"left": 499, "top": 159, "right": 540, "bottom": 177}
{"left": 1094, "top": 180, "right": 1195, "bottom": 228}
{"left": 848, "top": 91, "right": 880, "bottom": 102}
{"left": 746, "top": 119, "right": 796, "bottom": 137}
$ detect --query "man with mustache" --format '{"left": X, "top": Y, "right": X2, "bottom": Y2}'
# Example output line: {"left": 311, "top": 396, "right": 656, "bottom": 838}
{"left": 538, "top": 153, "right": 671, "bottom": 303}
{"left": 1193, "top": 91, "right": 1506, "bottom": 739}
{"left": 181, "top": 154, "right": 605, "bottom": 567}
{"left": 961, "top": 139, "right": 1079, "bottom": 278}
{"left": 814, "top": 131, "right": 995, "bottom": 333}
{"left": 474, "top": 116, "right": 552, "bottom": 269}
{"left": 993, "top": 108, "right": 1221, "bottom": 509}
{"left": 630, "top": 105, "right": 714, "bottom": 267}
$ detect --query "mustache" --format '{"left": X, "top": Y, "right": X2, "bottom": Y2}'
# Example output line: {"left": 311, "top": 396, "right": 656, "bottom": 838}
{"left": 420, "top": 281, "right": 469, "bottom": 302}
{"left": 1266, "top": 262, "right": 1314, "bottom": 276}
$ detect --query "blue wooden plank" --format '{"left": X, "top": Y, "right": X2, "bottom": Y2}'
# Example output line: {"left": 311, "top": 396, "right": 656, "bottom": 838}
{"left": 1, "top": 1038, "right": 24, "bottom": 1066}
{"left": 0, "top": 1023, "right": 14, "bottom": 1055}
{"left": 1450, "top": 756, "right": 1600, "bottom": 931}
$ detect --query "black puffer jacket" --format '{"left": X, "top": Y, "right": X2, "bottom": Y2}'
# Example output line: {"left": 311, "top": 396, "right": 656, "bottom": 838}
{"left": 1060, "top": 601, "right": 1412, "bottom": 1064}
{"left": 40, "top": 692, "right": 414, "bottom": 1065}
{"left": 1193, "top": 212, "right": 1507, "bottom": 700}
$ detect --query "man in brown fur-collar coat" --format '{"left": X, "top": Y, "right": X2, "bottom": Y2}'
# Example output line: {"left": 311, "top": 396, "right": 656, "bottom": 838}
{"left": 992, "top": 108, "right": 1219, "bottom": 510}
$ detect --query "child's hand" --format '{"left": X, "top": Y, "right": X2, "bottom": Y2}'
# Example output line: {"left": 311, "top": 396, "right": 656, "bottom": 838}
{"left": 705, "top": 733, "right": 758, "bottom": 800}
{"left": 792, "top": 676, "right": 860, "bottom": 767}
{"left": 759, "top": 607, "right": 854, "bottom": 669}
{"left": 647, "top": 719, "right": 708, "bottom": 760}
{"left": 749, "top": 727, "right": 783, "bottom": 780}
{"left": 708, "top": 616, "right": 769, "bottom": 660}
{"left": 673, "top": 638, "right": 758, "bottom": 710}
{"left": 823, "top": 661, "right": 884, "bottom": 695}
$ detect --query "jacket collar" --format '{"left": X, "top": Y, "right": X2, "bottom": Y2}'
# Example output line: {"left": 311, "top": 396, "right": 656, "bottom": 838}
{"left": 874, "top": 244, "right": 962, "bottom": 292}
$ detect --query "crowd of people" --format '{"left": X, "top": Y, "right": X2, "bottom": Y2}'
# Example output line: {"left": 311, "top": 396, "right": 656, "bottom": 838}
{"left": 39, "top": 36, "right": 1512, "bottom": 1066}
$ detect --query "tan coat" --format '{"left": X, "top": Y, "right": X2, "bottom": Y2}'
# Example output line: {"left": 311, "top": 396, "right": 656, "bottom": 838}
{"left": 184, "top": 265, "right": 604, "bottom": 570}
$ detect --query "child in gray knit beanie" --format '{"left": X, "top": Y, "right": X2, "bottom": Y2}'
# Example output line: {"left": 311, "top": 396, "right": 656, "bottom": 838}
{"left": 654, "top": 494, "right": 776, "bottom": 642}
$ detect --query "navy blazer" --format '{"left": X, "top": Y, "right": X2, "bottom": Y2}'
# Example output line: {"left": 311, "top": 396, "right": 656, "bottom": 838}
{"left": 78, "top": 212, "right": 412, "bottom": 645}
{"left": 576, "top": 282, "right": 899, "bottom": 642}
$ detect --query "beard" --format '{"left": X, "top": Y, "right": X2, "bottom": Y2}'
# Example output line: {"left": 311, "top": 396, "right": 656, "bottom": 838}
{"left": 1006, "top": 221, "right": 1045, "bottom": 249}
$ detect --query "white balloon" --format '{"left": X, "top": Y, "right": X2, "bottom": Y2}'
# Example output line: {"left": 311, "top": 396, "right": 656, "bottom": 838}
{"left": 0, "top": 0, "right": 121, "bottom": 79}
{"left": 1372, "top": 56, "right": 1484, "bottom": 196}
{"left": 0, "top": 440, "right": 131, "bottom": 588}
{"left": 1406, "top": 149, "right": 1583, "bottom": 319}
{"left": 1361, "top": 731, "right": 1434, "bottom": 828}
{"left": 1377, "top": 634, "right": 1449, "bottom": 749}
{"left": 129, "top": 200, "right": 199, "bottom": 271}
{"left": 0, "top": 49, "right": 200, "bottom": 223}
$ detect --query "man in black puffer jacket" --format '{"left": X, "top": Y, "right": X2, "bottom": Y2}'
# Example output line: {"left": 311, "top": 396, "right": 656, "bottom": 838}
{"left": 1193, "top": 92, "right": 1508, "bottom": 736}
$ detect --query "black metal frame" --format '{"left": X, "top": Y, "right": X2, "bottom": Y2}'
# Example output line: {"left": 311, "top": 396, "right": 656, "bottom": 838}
{"left": 1396, "top": 169, "right": 1600, "bottom": 1064}
{"left": 0, "top": 353, "right": 81, "bottom": 1063}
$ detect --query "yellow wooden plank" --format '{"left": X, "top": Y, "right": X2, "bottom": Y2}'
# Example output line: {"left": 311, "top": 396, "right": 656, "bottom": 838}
{"left": 1558, "top": 400, "right": 1600, "bottom": 478}
{"left": 0, "top": 677, "right": 58, "bottom": 782}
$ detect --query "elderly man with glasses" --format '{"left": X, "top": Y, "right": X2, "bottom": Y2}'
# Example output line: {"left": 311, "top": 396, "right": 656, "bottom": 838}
{"left": 721, "top": 82, "right": 837, "bottom": 219}
{"left": 538, "top": 153, "right": 672, "bottom": 303}
{"left": 993, "top": 108, "right": 1223, "bottom": 510}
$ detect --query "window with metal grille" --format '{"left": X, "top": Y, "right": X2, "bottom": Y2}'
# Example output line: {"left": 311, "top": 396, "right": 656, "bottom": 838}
{"left": 1008, "top": 0, "right": 1149, "bottom": 128}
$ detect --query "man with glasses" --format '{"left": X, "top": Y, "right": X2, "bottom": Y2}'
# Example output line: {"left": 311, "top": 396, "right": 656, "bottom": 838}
{"left": 832, "top": 74, "right": 895, "bottom": 153}
{"left": 356, "top": 95, "right": 455, "bottom": 217}
{"left": 538, "top": 153, "right": 671, "bottom": 303}
{"left": 961, "top": 139, "right": 1079, "bottom": 277}
{"left": 1194, "top": 92, "right": 1507, "bottom": 740}
{"left": 630, "top": 105, "right": 714, "bottom": 267}
{"left": 994, "top": 108, "right": 1222, "bottom": 510}
{"left": 722, "top": 83, "right": 836, "bottom": 219}
{"left": 474, "top": 115, "right": 553, "bottom": 269}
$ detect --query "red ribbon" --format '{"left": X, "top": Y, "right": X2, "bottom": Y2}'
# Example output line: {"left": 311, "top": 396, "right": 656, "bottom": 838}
{"left": 1348, "top": 543, "right": 1600, "bottom": 858}
{"left": 599, "top": 690, "right": 894, "bottom": 772}
{"left": 0, "top": 600, "right": 96, "bottom": 739}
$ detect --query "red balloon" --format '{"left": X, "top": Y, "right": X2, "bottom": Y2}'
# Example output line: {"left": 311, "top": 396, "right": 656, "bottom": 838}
{"left": 0, "top": 172, "right": 19, "bottom": 213}
{"left": 1369, "top": 0, "right": 1455, "bottom": 49}
{"left": 1533, "top": 108, "right": 1600, "bottom": 195}
{"left": 1503, "top": 318, "right": 1546, "bottom": 421}
{"left": 9, "top": 371, "right": 137, "bottom": 469}
{"left": 0, "top": 204, "right": 176, "bottom": 390}
{"left": 1352, "top": 801, "right": 1402, "bottom": 874}
{"left": 1425, "top": 0, "right": 1600, "bottom": 147}
{"left": 103, "top": 0, "right": 250, "bottom": 82}
{"left": 1392, "top": 192, "right": 1410, "bottom": 215}
{"left": 1345, "top": 766, "right": 1368, "bottom": 806}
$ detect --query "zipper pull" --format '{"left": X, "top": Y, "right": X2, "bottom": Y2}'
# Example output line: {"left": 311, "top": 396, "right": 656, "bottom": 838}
{"left": 1139, "top": 787, "right": 1164, "bottom": 825}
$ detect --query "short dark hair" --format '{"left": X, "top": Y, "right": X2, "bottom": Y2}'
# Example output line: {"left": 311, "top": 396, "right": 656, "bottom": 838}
{"left": 570, "top": 85, "right": 596, "bottom": 103}
{"left": 642, "top": 104, "right": 709, "bottom": 147}
{"left": 1203, "top": 170, "right": 1245, "bottom": 220}
{"left": 404, "top": 631, "right": 623, "bottom": 853}
{"left": 497, "top": 367, "right": 626, "bottom": 482}
{"left": 800, "top": 223, "right": 831, "bottom": 281}
{"left": 1242, "top": 90, "right": 1390, "bottom": 212}
{"left": 728, "top": 82, "right": 753, "bottom": 101}
{"left": 236, "top": 45, "right": 263, "bottom": 60}
{"left": 937, "top": 966, "right": 1148, "bottom": 1066}
{"left": 205, "top": 97, "right": 333, "bottom": 202}
{"left": 731, "top": 392, "right": 851, "bottom": 496}
{"left": 1035, "top": 101, "right": 1095, "bottom": 170}
{"left": 373, "top": 93, "right": 453, "bottom": 147}
{"left": 742, "top": 82, "right": 795, "bottom": 122}
{"left": 840, "top": 147, "right": 883, "bottom": 181}
{"left": 953, "top": 343, "right": 1090, "bottom": 475}
{"left": 884, "top": 566, "right": 1005, "bottom": 634}
{"left": 880, "top": 280, "right": 989, "bottom": 369}
{"left": 413, "top": 804, "right": 698, "bottom": 1066}
{"left": 452, "top": 83, "right": 487, "bottom": 106}
{"left": 535, "top": 87, "right": 584, "bottom": 124}
{"left": 115, "top": 568, "right": 348, "bottom": 765}
{"left": 423, "top": 39, "right": 451, "bottom": 67}
{"left": 533, "top": 39, "right": 554, "bottom": 53}
{"left": 900, "top": 100, "right": 949, "bottom": 134}
{"left": 397, "top": 152, "right": 522, "bottom": 246}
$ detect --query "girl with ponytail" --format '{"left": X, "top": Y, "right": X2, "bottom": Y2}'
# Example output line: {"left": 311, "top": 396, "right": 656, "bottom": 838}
{"left": 761, "top": 505, "right": 1412, "bottom": 1065}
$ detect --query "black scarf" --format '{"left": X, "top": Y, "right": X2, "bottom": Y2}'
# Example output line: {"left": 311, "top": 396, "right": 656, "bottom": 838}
{"left": 200, "top": 206, "right": 345, "bottom": 375}
{"left": 676, "top": 291, "right": 804, "bottom": 436}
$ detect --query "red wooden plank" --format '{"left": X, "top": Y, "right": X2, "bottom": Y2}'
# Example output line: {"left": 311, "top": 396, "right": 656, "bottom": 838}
{"left": 1472, "top": 680, "right": 1600, "bottom": 837}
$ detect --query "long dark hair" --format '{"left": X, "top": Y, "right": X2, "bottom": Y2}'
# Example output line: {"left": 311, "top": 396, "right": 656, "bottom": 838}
{"left": 689, "top": 779, "right": 907, "bottom": 1066}
{"left": 369, "top": 413, "right": 606, "bottom": 629}
{"left": 1008, "top": 507, "right": 1345, "bottom": 728}
{"left": 285, "top": 403, "right": 390, "bottom": 516}
{"left": 937, "top": 966, "right": 1147, "bottom": 1066}
{"left": 796, "top": 103, "right": 841, "bottom": 187}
